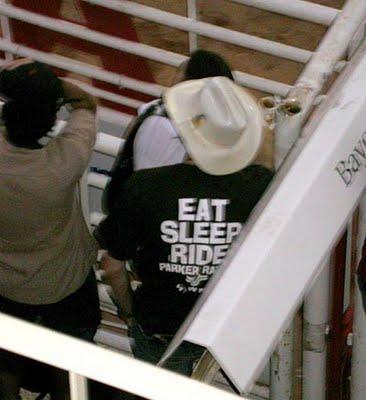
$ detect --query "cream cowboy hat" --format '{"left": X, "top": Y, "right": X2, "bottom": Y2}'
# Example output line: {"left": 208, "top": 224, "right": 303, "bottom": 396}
{"left": 163, "top": 76, "right": 264, "bottom": 175}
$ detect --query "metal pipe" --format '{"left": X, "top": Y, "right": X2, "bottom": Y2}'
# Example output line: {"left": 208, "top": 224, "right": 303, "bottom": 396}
{"left": 187, "top": 0, "right": 198, "bottom": 52}
{"left": 94, "top": 328, "right": 132, "bottom": 354}
{"left": 286, "top": 0, "right": 366, "bottom": 117}
{"left": 0, "top": 313, "right": 246, "bottom": 400}
{"left": 234, "top": 71, "right": 291, "bottom": 97}
{"left": 344, "top": 219, "right": 355, "bottom": 311}
{"left": 302, "top": 259, "right": 330, "bottom": 400}
{"left": 274, "top": 100, "right": 303, "bottom": 168}
{"left": 350, "top": 196, "right": 366, "bottom": 400}
{"left": 0, "top": 4, "right": 294, "bottom": 97}
{"left": 0, "top": 3, "right": 186, "bottom": 67}
{"left": 274, "top": 0, "right": 366, "bottom": 169}
{"left": 83, "top": 0, "right": 313, "bottom": 63}
{"left": 75, "top": 81, "right": 144, "bottom": 109}
{"left": 326, "top": 233, "right": 347, "bottom": 400}
{"left": 0, "top": 39, "right": 291, "bottom": 100}
{"left": 87, "top": 172, "right": 110, "bottom": 190}
{"left": 270, "top": 325, "right": 294, "bottom": 400}
{"left": 0, "top": 2, "right": 298, "bottom": 96}
{"left": 230, "top": 0, "right": 338, "bottom": 26}
{"left": 0, "top": 39, "right": 163, "bottom": 97}
{"left": 259, "top": 96, "right": 279, "bottom": 131}
{"left": 69, "top": 372, "right": 88, "bottom": 400}
{"left": 0, "top": 0, "right": 13, "bottom": 61}
{"left": 269, "top": 87, "right": 297, "bottom": 400}
{"left": 348, "top": 19, "right": 366, "bottom": 60}
{"left": 95, "top": 132, "right": 124, "bottom": 157}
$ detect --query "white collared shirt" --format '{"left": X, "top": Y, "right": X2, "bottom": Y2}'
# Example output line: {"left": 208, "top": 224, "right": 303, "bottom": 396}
{"left": 134, "top": 100, "right": 187, "bottom": 170}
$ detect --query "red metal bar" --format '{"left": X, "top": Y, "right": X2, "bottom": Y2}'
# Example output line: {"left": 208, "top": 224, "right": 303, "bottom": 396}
{"left": 326, "top": 231, "right": 347, "bottom": 400}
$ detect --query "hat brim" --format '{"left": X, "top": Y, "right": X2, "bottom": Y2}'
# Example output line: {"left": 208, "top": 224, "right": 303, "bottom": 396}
{"left": 164, "top": 79, "right": 264, "bottom": 175}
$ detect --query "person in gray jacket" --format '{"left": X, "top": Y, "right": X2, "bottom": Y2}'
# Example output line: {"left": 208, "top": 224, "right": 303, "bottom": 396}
{"left": 0, "top": 59, "right": 99, "bottom": 400}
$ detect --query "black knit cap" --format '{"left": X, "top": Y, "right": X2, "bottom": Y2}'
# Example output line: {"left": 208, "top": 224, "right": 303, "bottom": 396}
{"left": 0, "top": 61, "right": 64, "bottom": 108}
{"left": 0, "top": 61, "right": 64, "bottom": 147}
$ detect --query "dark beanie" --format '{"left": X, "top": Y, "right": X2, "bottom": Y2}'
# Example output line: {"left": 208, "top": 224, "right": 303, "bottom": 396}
{"left": 0, "top": 62, "right": 64, "bottom": 147}
{"left": 0, "top": 61, "right": 63, "bottom": 107}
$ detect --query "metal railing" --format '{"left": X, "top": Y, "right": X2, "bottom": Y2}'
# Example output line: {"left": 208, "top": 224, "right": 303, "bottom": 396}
{"left": 0, "top": 313, "right": 244, "bottom": 400}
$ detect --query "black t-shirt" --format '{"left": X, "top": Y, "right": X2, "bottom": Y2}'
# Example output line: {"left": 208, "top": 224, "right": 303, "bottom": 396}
{"left": 98, "top": 164, "right": 273, "bottom": 334}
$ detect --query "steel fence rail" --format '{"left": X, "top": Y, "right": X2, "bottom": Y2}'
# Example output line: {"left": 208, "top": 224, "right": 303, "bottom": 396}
{"left": 82, "top": 0, "right": 313, "bottom": 63}
{"left": 288, "top": 0, "right": 366, "bottom": 115}
{"left": 233, "top": 71, "right": 291, "bottom": 96}
{"left": 0, "top": 3, "right": 186, "bottom": 67}
{"left": 187, "top": 0, "right": 198, "bottom": 52}
{"left": 0, "top": 0, "right": 13, "bottom": 61}
{"left": 95, "top": 132, "right": 124, "bottom": 157}
{"left": 0, "top": 5, "right": 293, "bottom": 97}
{"left": 275, "top": 0, "right": 366, "bottom": 168}
{"left": 0, "top": 312, "right": 245, "bottom": 400}
{"left": 230, "top": 0, "right": 339, "bottom": 26}
{"left": 76, "top": 81, "right": 144, "bottom": 109}
{"left": 88, "top": 172, "right": 110, "bottom": 190}
{"left": 0, "top": 39, "right": 164, "bottom": 97}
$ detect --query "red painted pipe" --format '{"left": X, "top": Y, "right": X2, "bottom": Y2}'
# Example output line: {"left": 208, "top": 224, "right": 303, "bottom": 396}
{"left": 326, "top": 231, "right": 347, "bottom": 400}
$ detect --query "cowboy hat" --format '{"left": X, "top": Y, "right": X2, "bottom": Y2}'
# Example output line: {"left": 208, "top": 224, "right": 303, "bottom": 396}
{"left": 163, "top": 76, "right": 264, "bottom": 175}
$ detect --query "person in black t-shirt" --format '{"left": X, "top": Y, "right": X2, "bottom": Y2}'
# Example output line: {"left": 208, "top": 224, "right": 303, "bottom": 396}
{"left": 96, "top": 76, "right": 273, "bottom": 376}
{"left": 103, "top": 50, "right": 235, "bottom": 213}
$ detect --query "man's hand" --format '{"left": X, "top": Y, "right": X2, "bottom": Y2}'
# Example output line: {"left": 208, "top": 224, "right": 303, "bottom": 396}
{"left": 62, "top": 78, "right": 98, "bottom": 112}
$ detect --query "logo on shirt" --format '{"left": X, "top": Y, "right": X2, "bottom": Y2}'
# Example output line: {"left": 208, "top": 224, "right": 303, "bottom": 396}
{"left": 159, "top": 198, "right": 242, "bottom": 293}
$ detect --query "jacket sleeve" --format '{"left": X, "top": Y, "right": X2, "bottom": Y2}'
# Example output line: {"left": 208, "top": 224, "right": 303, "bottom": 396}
{"left": 45, "top": 109, "right": 97, "bottom": 183}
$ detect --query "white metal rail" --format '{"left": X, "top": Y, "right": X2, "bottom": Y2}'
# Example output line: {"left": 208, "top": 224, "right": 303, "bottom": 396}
{"left": 0, "top": 0, "right": 344, "bottom": 110}
{"left": 0, "top": 0, "right": 13, "bottom": 61}
{"left": 0, "top": 313, "right": 244, "bottom": 400}
{"left": 285, "top": 0, "right": 366, "bottom": 121}
{"left": 0, "top": 3, "right": 292, "bottom": 97}
{"left": 76, "top": 81, "right": 144, "bottom": 109}
{"left": 82, "top": 0, "right": 314, "bottom": 63}
{"left": 230, "top": 0, "right": 338, "bottom": 25}
{"left": 0, "top": 3, "right": 187, "bottom": 66}
{"left": 0, "top": 38, "right": 163, "bottom": 97}
{"left": 187, "top": 0, "right": 198, "bottom": 52}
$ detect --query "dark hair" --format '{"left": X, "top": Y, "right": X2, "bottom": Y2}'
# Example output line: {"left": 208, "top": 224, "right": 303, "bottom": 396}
{"left": 184, "top": 50, "right": 234, "bottom": 81}
{"left": 0, "top": 62, "right": 64, "bottom": 148}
